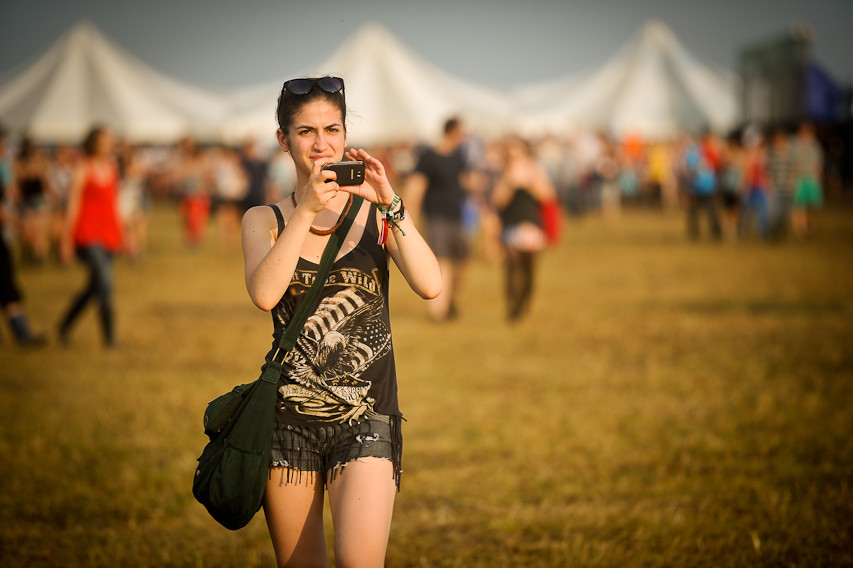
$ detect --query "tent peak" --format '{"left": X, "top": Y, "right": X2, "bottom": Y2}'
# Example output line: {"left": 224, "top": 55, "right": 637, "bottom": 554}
{"left": 350, "top": 21, "right": 395, "bottom": 39}
{"left": 58, "top": 19, "right": 124, "bottom": 60}
{"left": 638, "top": 19, "right": 680, "bottom": 50}
{"left": 66, "top": 19, "right": 101, "bottom": 42}
{"left": 341, "top": 21, "right": 408, "bottom": 55}
{"left": 69, "top": 19, "right": 97, "bottom": 31}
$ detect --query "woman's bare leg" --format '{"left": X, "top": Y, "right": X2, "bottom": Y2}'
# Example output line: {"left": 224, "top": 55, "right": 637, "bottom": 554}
{"left": 327, "top": 458, "right": 396, "bottom": 568}
{"left": 263, "top": 469, "right": 329, "bottom": 568}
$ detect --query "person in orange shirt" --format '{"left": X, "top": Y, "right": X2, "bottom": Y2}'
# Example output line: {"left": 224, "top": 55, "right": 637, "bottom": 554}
{"left": 58, "top": 126, "right": 123, "bottom": 347}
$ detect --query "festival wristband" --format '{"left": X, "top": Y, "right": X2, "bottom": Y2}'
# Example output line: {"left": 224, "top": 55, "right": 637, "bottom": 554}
{"left": 378, "top": 195, "right": 406, "bottom": 244}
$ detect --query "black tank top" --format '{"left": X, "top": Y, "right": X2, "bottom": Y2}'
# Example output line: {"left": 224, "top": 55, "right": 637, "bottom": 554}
{"left": 19, "top": 176, "right": 45, "bottom": 206}
{"left": 500, "top": 188, "right": 542, "bottom": 228}
{"left": 263, "top": 201, "right": 398, "bottom": 424}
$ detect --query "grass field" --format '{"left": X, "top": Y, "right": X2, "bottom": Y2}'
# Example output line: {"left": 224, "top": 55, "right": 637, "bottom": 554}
{"left": 2, "top": 199, "right": 852, "bottom": 567}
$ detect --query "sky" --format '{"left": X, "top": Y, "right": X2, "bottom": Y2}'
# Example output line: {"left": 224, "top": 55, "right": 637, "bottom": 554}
{"left": 0, "top": 0, "right": 851, "bottom": 90}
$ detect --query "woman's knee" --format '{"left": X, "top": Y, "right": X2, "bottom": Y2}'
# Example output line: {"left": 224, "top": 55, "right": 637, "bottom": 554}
{"left": 88, "top": 251, "right": 114, "bottom": 299}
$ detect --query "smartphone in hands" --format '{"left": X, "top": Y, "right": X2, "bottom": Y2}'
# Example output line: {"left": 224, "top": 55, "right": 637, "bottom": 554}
{"left": 322, "top": 161, "right": 365, "bottom": 186}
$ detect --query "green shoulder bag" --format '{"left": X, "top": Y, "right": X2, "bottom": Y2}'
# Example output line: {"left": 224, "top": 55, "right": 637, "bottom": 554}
{"left": 192, "top": 196, "right": 363, "bottom": 530}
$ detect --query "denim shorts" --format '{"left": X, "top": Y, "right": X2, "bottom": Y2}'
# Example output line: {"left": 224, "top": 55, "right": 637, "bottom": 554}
{"left": 270, "top": 412, "right": 402, "bottom": 488}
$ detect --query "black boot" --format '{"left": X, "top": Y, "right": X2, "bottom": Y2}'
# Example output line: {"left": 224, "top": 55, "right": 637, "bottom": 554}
{"left": 9, "top": 314, "right": 47, "bottom": 347}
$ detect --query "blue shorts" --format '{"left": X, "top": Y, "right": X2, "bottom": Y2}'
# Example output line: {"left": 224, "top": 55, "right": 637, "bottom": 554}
{"left": 270, "top": 412, "right": 402, "bottom": 488}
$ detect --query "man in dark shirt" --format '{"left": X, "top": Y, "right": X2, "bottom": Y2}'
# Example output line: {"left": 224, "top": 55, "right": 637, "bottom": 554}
{"left": 240, "top": 139, "right": 271, "bottom": 213}
{"left": 406, "top": 117, "right": 471, "bottom": 322}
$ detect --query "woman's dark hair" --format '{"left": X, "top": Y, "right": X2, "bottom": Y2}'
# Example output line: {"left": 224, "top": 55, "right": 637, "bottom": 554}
{"left": 443, "top": 117, "right": 461, "bottom": 136}
{"left": 275, "top": 77, "right": 346, "bottom": 134}
{"left": 82, "top": 125, "right": 108, "bottom": 157}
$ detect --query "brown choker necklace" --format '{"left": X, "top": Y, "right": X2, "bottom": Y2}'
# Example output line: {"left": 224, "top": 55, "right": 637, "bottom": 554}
{"left": 291, "top": 192, "right": 354, "bottom": 236}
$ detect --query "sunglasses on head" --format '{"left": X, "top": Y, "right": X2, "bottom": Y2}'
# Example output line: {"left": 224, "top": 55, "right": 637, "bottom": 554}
{"left": 282, "top": 77, "right": 345, "bottom": 96}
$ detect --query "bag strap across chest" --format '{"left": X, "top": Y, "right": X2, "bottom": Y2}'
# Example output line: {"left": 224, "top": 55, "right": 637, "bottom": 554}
{"left": 266, "top": 195, "right": 364, "bottom": 354}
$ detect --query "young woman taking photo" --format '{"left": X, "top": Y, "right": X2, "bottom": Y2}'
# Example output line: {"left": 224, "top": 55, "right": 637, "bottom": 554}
{"left": 240, "top": 76, "right": 441, "bottom": 567}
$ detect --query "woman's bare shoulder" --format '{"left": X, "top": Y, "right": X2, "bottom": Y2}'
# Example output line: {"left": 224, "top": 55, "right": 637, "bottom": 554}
{"left": 242, "top": 203, "right": 278, "bottom": 228}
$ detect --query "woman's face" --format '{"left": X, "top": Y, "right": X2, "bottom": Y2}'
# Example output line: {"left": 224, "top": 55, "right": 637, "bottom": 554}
{"left": 505, "top": 138, "right": 526, "bottom": 162}
{"left": 278, "top": 99, "right": 346, "bottom": 175}
{"left": 95, "top": 129, "right": 115, "bottom": 157}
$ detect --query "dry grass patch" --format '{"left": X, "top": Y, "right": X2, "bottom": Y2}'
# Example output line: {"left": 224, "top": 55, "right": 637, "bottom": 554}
{"left": 2, "top": 200, "right": 852, "bottom": 567}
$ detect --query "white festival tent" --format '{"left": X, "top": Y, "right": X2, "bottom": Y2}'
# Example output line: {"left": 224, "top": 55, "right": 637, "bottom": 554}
{"left": 0, "top": 19, "right": 739, "bottom": 146}
{"left": 220, "top": 23, "right": 515, "bottom": 146}
{"left": 0, "top": 21, "right": 231, "bottom": 144}
{"left": 229, "top": 19, "right": 739, "bottom": 143}
{"left": 510, "top": 20, "right": 740, "bottom": 139}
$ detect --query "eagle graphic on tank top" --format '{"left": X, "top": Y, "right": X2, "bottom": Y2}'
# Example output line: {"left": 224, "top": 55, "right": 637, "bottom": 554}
{"left": 278, "top": 267, "right": 391, "bottom": 423}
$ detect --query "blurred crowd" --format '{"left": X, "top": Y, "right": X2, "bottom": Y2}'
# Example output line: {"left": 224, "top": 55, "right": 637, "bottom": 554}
{"left": 471, "top": 122, "right": 831, "bottom": 243}
{"left": 0, "top": 134, "right": 297, "bottom": 265}
{"left": 0, "top": 122, "right": 837, "bottom": 269}
{"left": 0, "top": 118, "right": 844, "bottom": 346}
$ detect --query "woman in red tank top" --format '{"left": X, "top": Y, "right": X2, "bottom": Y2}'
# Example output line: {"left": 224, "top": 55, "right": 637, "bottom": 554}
{"left": 58, "top": 126, "right": 123, "bottom": 347}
